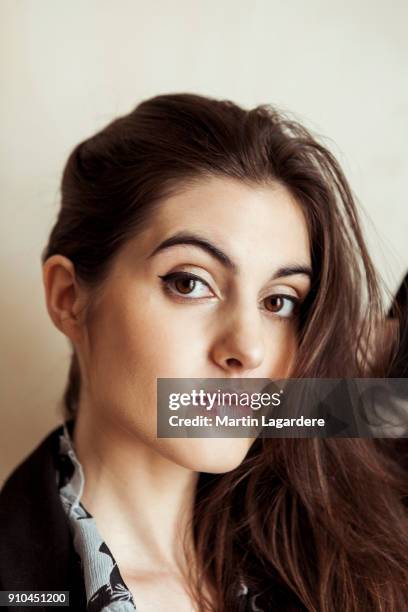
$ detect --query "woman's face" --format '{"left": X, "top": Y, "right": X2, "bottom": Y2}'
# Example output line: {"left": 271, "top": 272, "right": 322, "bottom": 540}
{"left": 72, "top": 176, "right": 311, "bottom": 473}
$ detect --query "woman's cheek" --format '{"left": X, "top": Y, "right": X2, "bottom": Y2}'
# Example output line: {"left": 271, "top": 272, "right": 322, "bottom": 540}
{"left": 118, "top": 306, "right": 204, "bottom": 379}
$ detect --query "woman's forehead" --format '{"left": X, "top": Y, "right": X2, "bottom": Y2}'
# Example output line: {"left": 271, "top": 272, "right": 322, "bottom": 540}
{"left": 118, "top": 179, "right": 310, "bottom": 274}
{"left": 135, "top": 176, "right": 311, "bottom": 263}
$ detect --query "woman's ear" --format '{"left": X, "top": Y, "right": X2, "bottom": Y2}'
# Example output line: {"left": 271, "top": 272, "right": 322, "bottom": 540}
{"left": 42, "top": 255, "right": 88, "bottom": 344}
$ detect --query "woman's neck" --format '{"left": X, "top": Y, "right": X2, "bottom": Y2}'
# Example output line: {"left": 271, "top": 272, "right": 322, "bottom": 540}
{"left": 71, "top": 403, "right": 199, "bottom": 577}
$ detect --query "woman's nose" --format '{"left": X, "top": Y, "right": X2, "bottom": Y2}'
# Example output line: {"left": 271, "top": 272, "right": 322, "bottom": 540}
{"left": 209, "top": 306, "right": 265, "bottom": 374}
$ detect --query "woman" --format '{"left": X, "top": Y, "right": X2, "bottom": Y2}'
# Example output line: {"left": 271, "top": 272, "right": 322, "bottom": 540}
{"left": 1, "top": 93, "right": 407, "bottom": 611}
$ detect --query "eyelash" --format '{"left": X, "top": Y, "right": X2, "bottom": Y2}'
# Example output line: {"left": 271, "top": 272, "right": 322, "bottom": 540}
{"left": 158, "top": 272, "right": 300, "bottom": 319}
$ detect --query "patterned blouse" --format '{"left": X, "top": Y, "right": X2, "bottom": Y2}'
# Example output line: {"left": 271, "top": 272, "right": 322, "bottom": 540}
{"left": 55, "top": 421, "right": 262, "bottom": 612}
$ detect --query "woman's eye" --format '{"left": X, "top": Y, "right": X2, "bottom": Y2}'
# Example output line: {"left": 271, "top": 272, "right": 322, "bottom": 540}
{"left": 263, "top": 294, "right": 299, "bottom": 318}
{"left": 159, "top": 273, "right": 299, "bottom": 318}
{"left": 159, "top": 272, "right": 214, "bottom": 299}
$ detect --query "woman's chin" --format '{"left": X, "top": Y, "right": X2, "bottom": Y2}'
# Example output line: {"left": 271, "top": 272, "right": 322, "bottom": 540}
{"left": 158, "top": 436, "right": 254, "bottom": 474}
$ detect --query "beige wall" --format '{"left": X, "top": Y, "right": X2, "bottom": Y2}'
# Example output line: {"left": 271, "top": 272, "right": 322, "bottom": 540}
{"left": 1, "top": 0, "right": 407, "bottom": 486}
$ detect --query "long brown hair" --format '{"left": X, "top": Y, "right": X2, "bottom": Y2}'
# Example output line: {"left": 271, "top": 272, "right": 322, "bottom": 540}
{"left": 42, "top": 93, "right": 408, "bottom": 611}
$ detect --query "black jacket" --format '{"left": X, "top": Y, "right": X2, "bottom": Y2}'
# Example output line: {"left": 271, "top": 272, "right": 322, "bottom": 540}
{"left": 0, "top": 424, "right": 87, "bottom": 611}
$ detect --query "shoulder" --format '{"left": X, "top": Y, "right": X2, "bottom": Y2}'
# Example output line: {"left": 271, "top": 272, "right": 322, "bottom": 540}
{"left": 0, "top": 423, "right": 63, "bottom": 504}
{"left": 0, "top": 421, "right": 86, "bottom": 610}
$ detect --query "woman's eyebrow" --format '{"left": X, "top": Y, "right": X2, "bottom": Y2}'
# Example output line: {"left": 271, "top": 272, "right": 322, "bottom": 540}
{"left": 148, "top": 231, "right": 312, "bottom": 281}
{"left": 148, "top": 231, "right": 237, "bottom": 271}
